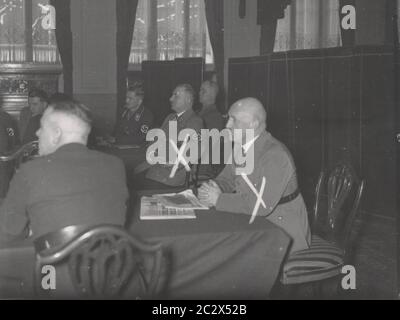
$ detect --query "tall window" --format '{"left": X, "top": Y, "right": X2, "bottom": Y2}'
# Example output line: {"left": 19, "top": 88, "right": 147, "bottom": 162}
{"left": 0, "top": 0, "right": 60, "bottom": 63}
{"left": 274, "top": 0, "right": 341, "bottom": 51}
{"left": 130, "top": 0, "right": 213, "bottom": 65}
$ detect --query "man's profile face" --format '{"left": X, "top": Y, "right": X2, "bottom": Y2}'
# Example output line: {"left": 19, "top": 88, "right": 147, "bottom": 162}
{"left": 29, "top": 96, "right": 47, "bottom": 115}
{"left": 226, "top": 107, "right": 254, "bottom": 143}
{"left": 199, "top": 83, "right": 211, "bottom": 106}
{"left": 125, "top": 91, "right": 142, "bottom": 111}
{"left": 36, "top": 108, "right": 58, "bottom": 156}
{"left": 170, "top": 87, "right": 188, "bottom": 113}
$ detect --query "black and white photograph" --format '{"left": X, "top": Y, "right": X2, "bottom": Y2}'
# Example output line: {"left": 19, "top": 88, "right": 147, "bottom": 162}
{"left": 0, "top": 0, "right": 397, "bottom": 304}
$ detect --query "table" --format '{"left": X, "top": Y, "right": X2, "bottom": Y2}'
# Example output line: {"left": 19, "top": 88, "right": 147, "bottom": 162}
{"left": 95, "top": 145, "right": 148, "bottom": 174}
{"left": 127, "top": 193, "right": 292, "bottom": 299}
{"left": 0, "top": 196, "right": 291, "bottom": 299}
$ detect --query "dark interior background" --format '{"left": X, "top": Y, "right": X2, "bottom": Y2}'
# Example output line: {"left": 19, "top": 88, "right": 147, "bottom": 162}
{"left": 228, "top": 45, "right": 397, "bottom": 218}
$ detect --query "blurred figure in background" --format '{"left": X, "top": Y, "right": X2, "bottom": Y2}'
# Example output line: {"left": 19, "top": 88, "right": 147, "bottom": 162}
{"left": 19, "top": 88, "right": 48, "bottom": 144}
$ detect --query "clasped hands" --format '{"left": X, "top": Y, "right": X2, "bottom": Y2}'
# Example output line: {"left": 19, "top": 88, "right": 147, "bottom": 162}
{"left": 197, "top": 180, "right": 222, "bottom": 208}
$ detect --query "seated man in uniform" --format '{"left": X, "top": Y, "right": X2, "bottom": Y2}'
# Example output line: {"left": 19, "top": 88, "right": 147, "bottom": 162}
{"left": 139, "top": 84, "right": 204, "bottom": 188}
{"left": 198, "top": 80, "right": 226, "bottom": 178}
{"left": 198, "top": 80, "right": 225, "bottom": 131}
{"left": 198, "top": 98, "right": 311, "bottom": 252}
{"left": 19, "top": 88, "right": 48, "bottom": 144}
{"left": 111, "top": 85, "right": 154, "bottom": 146}
{"left": 0, "top": 100, "right": 129, "bottom": 243}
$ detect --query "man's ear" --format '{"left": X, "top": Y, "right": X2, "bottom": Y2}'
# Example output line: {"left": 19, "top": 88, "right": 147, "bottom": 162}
{"left": 51, "top": 127, "right": 62, "bottom": 145}
{"left": 250, "top": 119, "right": 259, "bottom": 130}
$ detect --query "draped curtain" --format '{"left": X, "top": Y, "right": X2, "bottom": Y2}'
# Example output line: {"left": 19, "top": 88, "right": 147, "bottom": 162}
{"left": 50, "top": 0, "right": 73, "bottom": 95}
{"left": 204, "top": 0, "right": 225, "bottom": 108}
{"left": 257, "top": 0, "right": 291, "bottom": 55}
{"left": 116, "top": 0, "right": 139, "bottom": 118}
{"left": 274, "top": 0, "right": 342, "bottom": 51}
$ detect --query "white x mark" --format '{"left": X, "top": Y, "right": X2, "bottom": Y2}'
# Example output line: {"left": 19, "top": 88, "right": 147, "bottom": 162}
{"left": 169, "top": 134, "right": 191, "bottom": 178}
{"left": 241, "top": 174, "right": 266, "bottom": 224}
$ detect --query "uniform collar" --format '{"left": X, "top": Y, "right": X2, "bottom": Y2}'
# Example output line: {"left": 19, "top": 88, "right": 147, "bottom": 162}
{"left": 123, "top": 104, "right": 143, "bottom": 119}
{"left": 54, "top": 143, "right": 87, "bottom": 154}
{"left": 175, "top": 108, "right": 194, "bottom": 122}
{"left": 242, "top": 134, "right": 260, "bottom": 154}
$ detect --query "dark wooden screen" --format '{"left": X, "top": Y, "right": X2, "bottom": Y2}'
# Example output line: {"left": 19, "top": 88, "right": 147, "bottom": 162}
{"left": 228, "top": 46, "right": 397, "bottom": 217}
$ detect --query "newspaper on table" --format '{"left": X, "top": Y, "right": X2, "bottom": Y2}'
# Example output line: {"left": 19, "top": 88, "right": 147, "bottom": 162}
{"left": 153, "top": 189, "right": 209, "bottom": 210}
{"left": 139, "top": 189, "right": 208, "bottom": 220}
{"left": 140, "top": 196, "right": 196, "bottom": 220}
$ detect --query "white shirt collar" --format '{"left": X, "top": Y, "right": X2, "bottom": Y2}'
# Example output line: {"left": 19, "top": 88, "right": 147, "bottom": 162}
{"left": 176, "top": 111, "right": 186, "bottom": 118}
{"left": 242, "top": 134, "right": 260, "bottom": 154}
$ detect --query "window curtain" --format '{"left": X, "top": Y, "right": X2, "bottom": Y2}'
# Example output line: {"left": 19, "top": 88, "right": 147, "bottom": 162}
{"left": 116, "top": 0, "right": 139, "bottom": 117}
{"left": 258, "top": 0, "right": 291, "bottom": 55}
{"left": 50, "top": 0, "right": 73, "bottom": 95}
{"left": 204, "top": 0, "right": 225, "bottom": 106}
{"left": 274, "top": 0, "right": 342, "bottom": 51}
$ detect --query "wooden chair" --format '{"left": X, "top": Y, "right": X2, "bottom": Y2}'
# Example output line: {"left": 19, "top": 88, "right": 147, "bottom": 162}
{"left": 279, "top": 163, "right": 365, "bottom": 298}
{"left": 34, "top": 224, "right": 163, "bottom": 299}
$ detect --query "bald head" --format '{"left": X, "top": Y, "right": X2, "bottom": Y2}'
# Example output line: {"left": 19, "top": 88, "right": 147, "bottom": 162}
{"left": 37, "top": 100, "right": 92, "bottom": 155}
{"left": 228, "top": 98, "right": 266, "bottom": 133}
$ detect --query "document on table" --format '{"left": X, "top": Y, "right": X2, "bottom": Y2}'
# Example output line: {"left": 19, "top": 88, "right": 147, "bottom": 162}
{"left": 153, "top": 189, "right": 209, "bottom": 210}
{"left": 140, "top": 196, "right": 196, "bottom": 220}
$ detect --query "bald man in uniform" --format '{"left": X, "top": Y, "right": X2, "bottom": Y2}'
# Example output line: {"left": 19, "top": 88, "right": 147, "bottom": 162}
{"left": 0, "top": 100, "right": 129, "bottom": 242}
{"left": 198, "top": 98, "right": 311, "bottom": 252}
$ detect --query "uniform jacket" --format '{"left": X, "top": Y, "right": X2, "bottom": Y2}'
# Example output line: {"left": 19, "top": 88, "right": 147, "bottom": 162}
{"left": 114, "top": 105, "right": 154, "bottom": 146}
{"left": 0, "top": 143, "right": 129, "bottom": 242}
{"left": 0, "top": 110, "right": 20, "bottom": 198}
{"left": 0, "top": 110, "right": 19, "bottom": 151}
{"left": 145, "top": 109, "right": 204, "bottom": 186}
{"left": 18, "top": 107, "right": 33, "bottom": 143}
{"left": 215, "top": 131, "right": 311, "bottom": 252}
{"left": 198, "top": 104, "right": 225, "bottom": 131}
{"left": 198, "top": 104, "right": 226, "bottom": 178}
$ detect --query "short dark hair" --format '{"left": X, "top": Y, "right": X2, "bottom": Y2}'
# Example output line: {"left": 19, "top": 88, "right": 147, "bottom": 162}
{"left": 28, "top": 88, "right": 48, "bottom": 102}
{"left": 127, "top": 85, "right": 144, "bottom": 99}
{"left": 49, "top": 100, "right": 92, "bottom": 128}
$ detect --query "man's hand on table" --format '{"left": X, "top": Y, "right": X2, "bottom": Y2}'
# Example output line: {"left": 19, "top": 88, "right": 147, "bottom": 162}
{"left": 198, "top": 180, "right": 222, "bottom": 208}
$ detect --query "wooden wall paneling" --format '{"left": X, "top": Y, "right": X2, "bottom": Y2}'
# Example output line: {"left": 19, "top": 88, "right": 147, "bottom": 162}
{"left": 359, "top": 46, "right": 396, "bottom": 216}
{"left": 174, "top": 58, "right": 204, "bottom": 92}
{"left": 268, "top": 53, "right": 293, "bottom": 150}
{"left": 289, "top": 49, "right": 325, "bottom": 207}
{"left": 174, "top": 58, "right": 204, "bottom": 111}
{"left": 0, "top": 65, "right": 61, "bottom": 119}
{"left": 228, "top": 57, "right": 251, "bottom": 106}
{"left": 323, "top": 47, "right": 356, "bottom": 173}
{"left": 142, "top": 61, "right": 175, "bottom": 127}
{"left": 246, "top": 56, "right": 270, "bottom": 109}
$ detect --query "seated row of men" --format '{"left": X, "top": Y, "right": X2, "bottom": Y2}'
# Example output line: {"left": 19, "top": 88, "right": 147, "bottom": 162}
{"left": 110, "top": 79, "right": 224, "bottom": 147}
{"left": 106, "top": 80, "right": 225, "bottom": 188}
{"left": 0, "top": 85, "right": 311, "bottom": 254}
